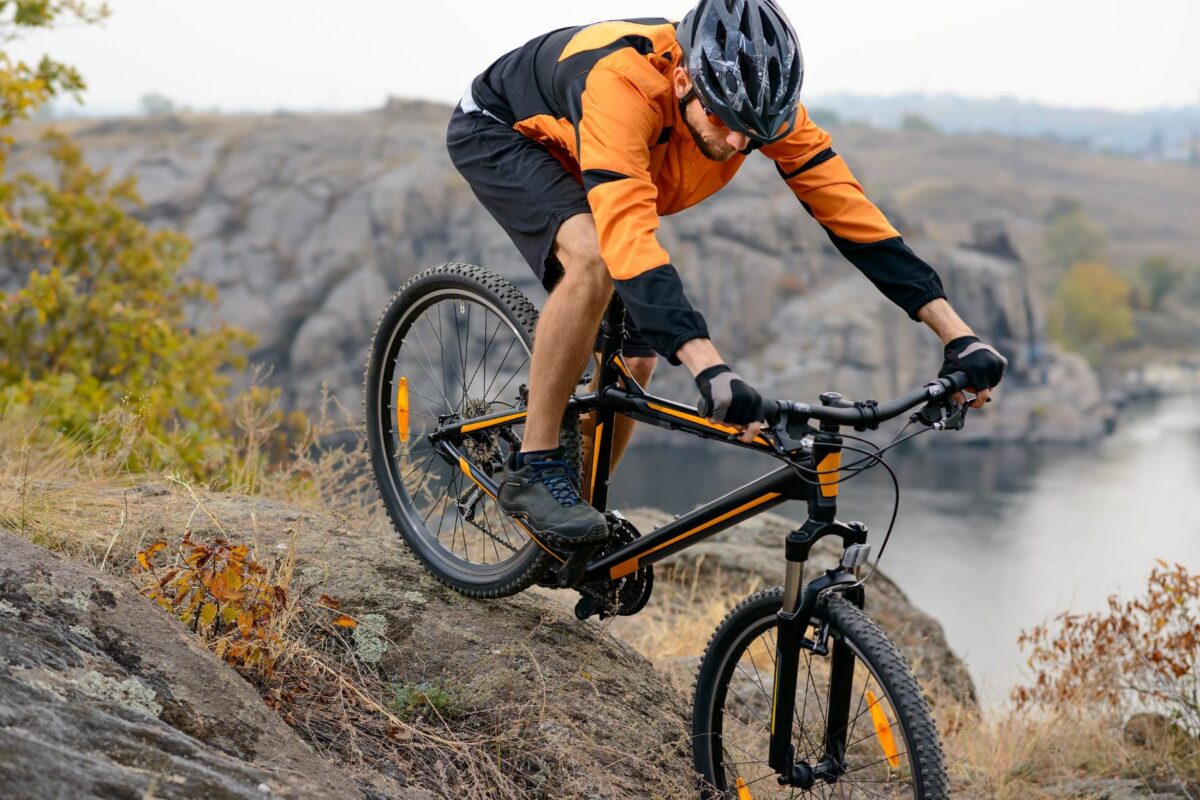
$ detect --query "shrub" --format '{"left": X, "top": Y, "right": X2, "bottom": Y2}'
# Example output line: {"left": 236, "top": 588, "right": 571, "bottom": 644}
{"left": 1049, "top": 261, "right": 1135, "bottom": 364}
{"left": 134, "top": 531, "right": 297, "bottom": 682}
{"left": 1014, "top": 560, "right": 1200, "bottom": 737}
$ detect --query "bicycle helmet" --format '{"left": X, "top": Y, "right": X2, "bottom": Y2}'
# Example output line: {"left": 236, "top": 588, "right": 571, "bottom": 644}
{"left": 677, "top": 0, "right": 804, "bottom": 143}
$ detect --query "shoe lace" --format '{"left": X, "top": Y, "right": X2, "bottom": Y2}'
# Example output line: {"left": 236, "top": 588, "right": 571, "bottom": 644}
{"left": 527, "top": 460, "right": 581, "bottom": 507}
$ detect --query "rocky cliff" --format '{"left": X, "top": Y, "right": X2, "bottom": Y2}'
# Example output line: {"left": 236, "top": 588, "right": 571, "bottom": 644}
{"left": 15, "top": 101, "right": 1194, "bottom": 440}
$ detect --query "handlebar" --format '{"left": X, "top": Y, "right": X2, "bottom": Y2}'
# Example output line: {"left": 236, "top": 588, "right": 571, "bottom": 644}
{"left": 763, "top": 371, "right": 971, "bottom": 430}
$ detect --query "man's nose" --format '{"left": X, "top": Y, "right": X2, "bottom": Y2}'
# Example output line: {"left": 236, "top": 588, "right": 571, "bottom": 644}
{"left": 726, "top": 131, "right": 750, "bottom": 151}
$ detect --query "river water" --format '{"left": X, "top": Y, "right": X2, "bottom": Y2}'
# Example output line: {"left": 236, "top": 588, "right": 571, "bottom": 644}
{"left": 607, "top": 394, "right": 1200, "bottom": 707}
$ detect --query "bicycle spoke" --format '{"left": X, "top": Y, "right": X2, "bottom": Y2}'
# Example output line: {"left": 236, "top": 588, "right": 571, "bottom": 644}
{"left": 465, "top": 311, "right": 504, "bottom": 400}
{"left": 487, "top": 354, "right": 531, "bottom": 408}
{"left": 481, "top": 334, "right": 521, "bottom": 402}
{"left": 411, "top": 326, "right": 455, "bottom": 410}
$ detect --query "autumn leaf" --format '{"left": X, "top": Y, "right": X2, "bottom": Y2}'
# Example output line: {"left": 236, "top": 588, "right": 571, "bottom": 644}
{"left": 334, "top": 615, "right": 358, "bottom": 629}
{"left": 237, "top": 609, "right": 254, "bottom": 638}
{"left": 318, "top": 594, "right": 340, "bottom": 609}
{"left": 199, "top": 602, "right": 218, "bottom": 629}
{"left": 136, "top": 551, "right": 151, "bottom": 571}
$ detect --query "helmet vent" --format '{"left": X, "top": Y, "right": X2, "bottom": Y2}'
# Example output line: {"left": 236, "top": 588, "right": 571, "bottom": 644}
{"left": 739, "top": 4, "right": 754, "bottom": 38}
{"left": 767, "top": 56, "right": 781, "bottom": 99}
{"left": 702, "top": 56, "right": 723, "bottom": 99}
{"left": 738, "top": 50, "right": 760, "bottom": 100}
{"left": 760, "top": 9, "right": 776, "bottom": 45}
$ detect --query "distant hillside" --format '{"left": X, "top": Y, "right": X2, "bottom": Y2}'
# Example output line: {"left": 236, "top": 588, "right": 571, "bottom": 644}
{"left": 809, "top": 93, "right": 1200, "bottom": 162}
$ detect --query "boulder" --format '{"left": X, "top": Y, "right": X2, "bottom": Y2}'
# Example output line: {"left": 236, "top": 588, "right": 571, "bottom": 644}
{"left": 0, "top": 529, "right": 368, "bottom": 800}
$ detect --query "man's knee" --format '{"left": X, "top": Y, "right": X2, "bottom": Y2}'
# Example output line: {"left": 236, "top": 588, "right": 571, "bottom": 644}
{"left": 554, "top": 214, "right": 610, "bottom": 296}
{"left": 624, "top": 355, "right": 657, "bottom": 383}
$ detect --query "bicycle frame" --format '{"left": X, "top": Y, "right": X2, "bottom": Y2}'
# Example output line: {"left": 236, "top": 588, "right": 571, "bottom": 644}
{"left": 430, "top": 301, "right": 826, "bottom": 579}
{"left": 427, "top": 298, "right": 895, "bottom": 784}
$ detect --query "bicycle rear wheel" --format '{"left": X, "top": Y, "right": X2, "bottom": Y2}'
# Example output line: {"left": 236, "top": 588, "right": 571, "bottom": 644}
{"left": 364, "top": 263, "right": 580, "bottom": 597}
{"left": 693, "top": 587, "right": 948, "bottom": 799}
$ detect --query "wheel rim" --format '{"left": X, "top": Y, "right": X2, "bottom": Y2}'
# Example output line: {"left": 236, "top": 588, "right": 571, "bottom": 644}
{"left": 703, "top": 609, "right": 920, "bottom": 798}
{"left": 375, "top": 288, "right": 538, "bottom": 577}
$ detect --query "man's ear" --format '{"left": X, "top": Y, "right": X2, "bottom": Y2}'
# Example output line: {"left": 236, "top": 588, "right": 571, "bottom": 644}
{"left": 672, "top": 66, "right": 691, "bottom": 100}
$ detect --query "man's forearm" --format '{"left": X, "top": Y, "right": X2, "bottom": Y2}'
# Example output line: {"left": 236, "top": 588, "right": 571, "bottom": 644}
{"left": 916, "top": 298, "right": 974, "bottom": 344}
{"left": 675, "top": 337, "right": 724, "bottom": 376}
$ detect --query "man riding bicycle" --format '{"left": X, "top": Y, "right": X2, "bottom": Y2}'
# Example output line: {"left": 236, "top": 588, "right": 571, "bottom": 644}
{"left": 447, "top": 0, "right": 1006, "bottom": 549}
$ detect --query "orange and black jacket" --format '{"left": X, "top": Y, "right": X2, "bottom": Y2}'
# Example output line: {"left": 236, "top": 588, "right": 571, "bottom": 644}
{"left": 471, "top": 19, "right": 946, "bottom": 364}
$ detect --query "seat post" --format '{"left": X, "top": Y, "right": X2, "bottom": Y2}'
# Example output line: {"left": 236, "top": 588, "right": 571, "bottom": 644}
{"left": 598, "top": 296, "right": 627, "bottom": 361}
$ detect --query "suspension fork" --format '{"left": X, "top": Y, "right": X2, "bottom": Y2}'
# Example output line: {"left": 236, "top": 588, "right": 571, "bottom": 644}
{"left": 769, "top": 519, "right": 869, "bottom": 782}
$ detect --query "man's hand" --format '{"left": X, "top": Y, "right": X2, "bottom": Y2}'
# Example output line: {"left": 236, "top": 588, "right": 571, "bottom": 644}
{"left": 695, "top": 364, "right": 765, "bottom": 443}
{"left": 940, "top": 336, "right": 1007, "bottom": 408}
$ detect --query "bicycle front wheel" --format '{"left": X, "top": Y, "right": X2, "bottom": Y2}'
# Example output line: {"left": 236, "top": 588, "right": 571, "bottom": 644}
{"left": 693, "top": 587, "right": 948, "bottom": 799}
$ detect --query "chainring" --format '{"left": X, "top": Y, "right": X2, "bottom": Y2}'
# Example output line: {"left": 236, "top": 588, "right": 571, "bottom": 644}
{"left": 574, "top": 512, "right": 654, "bottom": 620}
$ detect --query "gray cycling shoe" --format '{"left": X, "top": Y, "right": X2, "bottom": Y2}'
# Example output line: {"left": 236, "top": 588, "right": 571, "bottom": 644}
{"left": 496, "top": 448, "right": 609, "bottom": 549}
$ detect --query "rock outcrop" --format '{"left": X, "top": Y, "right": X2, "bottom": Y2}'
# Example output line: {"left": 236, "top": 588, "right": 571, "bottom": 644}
{"left": 0, "top": 529, "right": 366, "bottom": 800}
{"left": 7, "top": 102, "right": 1156, "bottom": 442}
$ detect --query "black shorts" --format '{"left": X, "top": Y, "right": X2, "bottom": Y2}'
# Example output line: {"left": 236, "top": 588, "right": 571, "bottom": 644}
{"left": 446, "top": 102, "right": 657, "bottom": 358}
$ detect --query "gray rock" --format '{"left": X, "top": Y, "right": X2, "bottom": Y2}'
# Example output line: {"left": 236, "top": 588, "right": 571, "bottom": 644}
{"left": 0, "top": 529, "right": 367, "bottom": 800}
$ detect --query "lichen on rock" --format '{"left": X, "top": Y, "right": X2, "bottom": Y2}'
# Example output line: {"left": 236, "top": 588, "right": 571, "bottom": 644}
{"left": 351, "top": 612, "right": 388, "bottom": 664}
{"left": 75, "top": 671, "right": 162, "bottom": 717}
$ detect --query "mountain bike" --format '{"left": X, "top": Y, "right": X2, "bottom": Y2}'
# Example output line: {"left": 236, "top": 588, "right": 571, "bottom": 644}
{"left": 364, "top": 263, "right": 972, "bottom": 799}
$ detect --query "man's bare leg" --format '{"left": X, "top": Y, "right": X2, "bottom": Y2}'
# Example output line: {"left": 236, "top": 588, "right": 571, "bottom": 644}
{"left": 520, "top": 213, "right": 614, "bottom": 453}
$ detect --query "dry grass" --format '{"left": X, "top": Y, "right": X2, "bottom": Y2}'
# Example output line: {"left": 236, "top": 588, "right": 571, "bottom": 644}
{"left": 608, "top": 557, "right": 763, "bottom": 682}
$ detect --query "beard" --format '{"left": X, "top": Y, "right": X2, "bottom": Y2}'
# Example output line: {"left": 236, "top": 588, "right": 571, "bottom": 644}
{"left": 680, "top": 100, "right": 737, "bottom": 162}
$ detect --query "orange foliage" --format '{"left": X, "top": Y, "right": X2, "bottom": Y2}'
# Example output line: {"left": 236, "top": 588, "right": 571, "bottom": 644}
{"left": 1014, "top": 561, "right": 1200, "bottom": 732}
{"left": 134, "top": 535, "right": 292, "bottom": 681}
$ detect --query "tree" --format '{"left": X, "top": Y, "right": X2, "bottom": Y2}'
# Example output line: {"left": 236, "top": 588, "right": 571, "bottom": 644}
{"left": 808, "top": 107, "right": 842, "bottom": 128}
{"left": 1043, "top": 205, "right": 1108, "bottom": 279}
{"left": 1131, "top": 255, "right": 1184, "bottom": 311}
{"left": 1049, "top": 262, "right": 1135, "bottom": 364}
{"left": 0, "top": 1, "right": 260, "bottom": 479}
{"left": 899, "top": 112, "right": 939, "bottom": 134}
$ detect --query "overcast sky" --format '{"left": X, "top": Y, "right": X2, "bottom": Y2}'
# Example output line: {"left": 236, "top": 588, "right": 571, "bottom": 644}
{"left": 13, "top": 0, "right": 1200, "bottom": 115}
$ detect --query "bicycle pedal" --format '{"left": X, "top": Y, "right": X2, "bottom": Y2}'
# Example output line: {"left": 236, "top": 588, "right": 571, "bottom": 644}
{"left": 555, "top": 547, "right": 593, "bottom": 588}
{"left": 573, "top": 593, "right": 601, "bottom": 621}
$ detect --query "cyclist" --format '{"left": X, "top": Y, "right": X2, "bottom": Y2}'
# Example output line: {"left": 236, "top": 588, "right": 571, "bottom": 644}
{"left": 446, "top": 0, "right": 1006, "bottom": 548}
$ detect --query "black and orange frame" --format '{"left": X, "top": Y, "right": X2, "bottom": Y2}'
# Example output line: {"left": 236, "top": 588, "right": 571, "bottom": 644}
{"left": 426, "top": 299, "right": 846, "bottom": 584}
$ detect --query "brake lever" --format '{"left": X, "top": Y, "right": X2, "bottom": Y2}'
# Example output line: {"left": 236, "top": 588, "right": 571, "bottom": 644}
{"left": 911, "top": 399, "right": 968, "bottom": 430}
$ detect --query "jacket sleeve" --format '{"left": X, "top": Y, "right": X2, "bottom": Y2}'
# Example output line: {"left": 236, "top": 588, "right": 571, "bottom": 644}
{"left": 760, "top": 104, "right": 946, "bottom": 319}
{"left": 568, "top": 67, "right": 709, "bottom": 364}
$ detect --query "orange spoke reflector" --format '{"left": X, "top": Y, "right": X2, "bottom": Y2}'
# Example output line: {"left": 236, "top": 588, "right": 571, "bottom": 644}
{"left": 735, "top": 776, "right": 753, "bottom": 800}
{"left": 866, "top": 689, "right": 900, "bottom": 768}
{"left": 396, "top": 376, "right": 409, "bottom": 442}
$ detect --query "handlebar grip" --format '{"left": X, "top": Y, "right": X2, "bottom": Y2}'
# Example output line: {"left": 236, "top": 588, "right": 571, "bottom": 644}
{"left": 941, "top": 371, "right": 971, "bottom": 394}
{"left": 763, "top": 399, "right": 785, "bottom": 426}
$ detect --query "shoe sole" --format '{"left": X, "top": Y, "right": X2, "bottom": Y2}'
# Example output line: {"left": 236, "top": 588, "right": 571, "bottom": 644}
{"left": 501, "top": 508, "right": 610, "bottom": 550}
